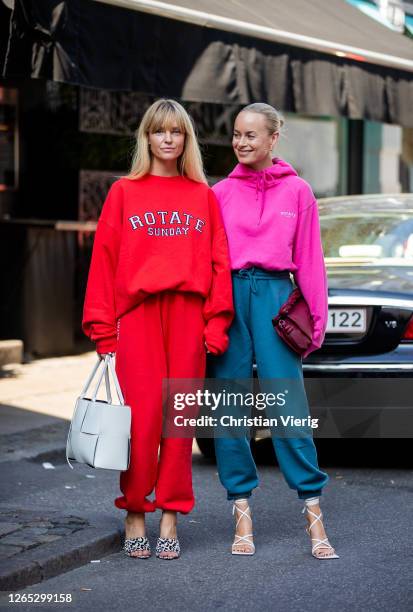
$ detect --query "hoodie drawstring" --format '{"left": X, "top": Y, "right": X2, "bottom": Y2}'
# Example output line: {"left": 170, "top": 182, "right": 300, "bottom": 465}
{"left": 258, "top": 175, "right": 265, "bottom": 223}
{"left": 254, "top": 176, "right": 264, "bottom": 222}
{"left": 237, "top": 268, "right": 258, "bottom": 294}
{"left": 234, "top": 267, "right": 290, "bottom": 294}
{"left": 255, "top": 172, "right": 275, "bottom": 224}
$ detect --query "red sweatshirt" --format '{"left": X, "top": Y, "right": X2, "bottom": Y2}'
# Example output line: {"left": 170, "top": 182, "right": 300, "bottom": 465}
{"left": 82, "top": 174, "right": 234, "bottom": 355}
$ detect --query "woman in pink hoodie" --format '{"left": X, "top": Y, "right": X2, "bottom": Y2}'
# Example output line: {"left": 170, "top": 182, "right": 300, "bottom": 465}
{"left": 209, "top": 103, "right": 338, "bottom": 560}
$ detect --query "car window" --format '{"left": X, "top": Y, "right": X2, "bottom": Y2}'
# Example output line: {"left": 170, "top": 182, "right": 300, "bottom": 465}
{"left": 320, "top": 214, "right": 413, "bottom": 262}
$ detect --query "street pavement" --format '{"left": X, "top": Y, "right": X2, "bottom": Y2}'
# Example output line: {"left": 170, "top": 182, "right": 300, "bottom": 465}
{"left": 0, "top": 352, "right": 412, "bottom": 611}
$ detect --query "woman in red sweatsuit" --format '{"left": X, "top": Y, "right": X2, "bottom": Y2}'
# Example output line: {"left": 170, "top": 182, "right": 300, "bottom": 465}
{"left": 82, "top": 99, "right": 234, "bottom": 560}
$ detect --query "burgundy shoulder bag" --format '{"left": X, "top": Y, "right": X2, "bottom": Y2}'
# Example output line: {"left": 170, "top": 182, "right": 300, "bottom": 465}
{"left": 272, "top": 287, "right": 313, "bottom": 355}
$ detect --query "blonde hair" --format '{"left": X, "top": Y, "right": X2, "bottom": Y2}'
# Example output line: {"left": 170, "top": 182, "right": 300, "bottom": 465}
{"left": 125, "top": 99, "right": 207, "bottom": 183}
{"left": 240, "top": 102, "right": 284, "bottom": 135}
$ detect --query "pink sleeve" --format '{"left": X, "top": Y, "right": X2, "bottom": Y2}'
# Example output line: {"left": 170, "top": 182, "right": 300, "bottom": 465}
{"left": 292, "top": 192, "right": 328, "bottom": 358}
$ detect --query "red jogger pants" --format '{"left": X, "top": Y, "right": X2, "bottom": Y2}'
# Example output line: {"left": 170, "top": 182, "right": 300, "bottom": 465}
{"left": 114, "top": 291, "right": 206, "bottom": 514}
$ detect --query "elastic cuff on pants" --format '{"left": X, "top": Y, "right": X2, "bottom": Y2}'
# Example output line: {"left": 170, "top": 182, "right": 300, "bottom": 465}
{"left": 227, "top": 492, "right": 252, "bottom": 501}
{"left": 303, "top": 496, "right": 319, "bottom": 507}
{"left": 298, "top": 490, "right": 322, "bottom": 500}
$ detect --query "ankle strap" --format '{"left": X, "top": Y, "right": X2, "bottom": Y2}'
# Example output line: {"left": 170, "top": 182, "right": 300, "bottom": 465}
{"left": 302, "top": 505, "right": 323, "bottom": 532}
{"left": 233, "top": 501, "right": 252, "bottom": 530}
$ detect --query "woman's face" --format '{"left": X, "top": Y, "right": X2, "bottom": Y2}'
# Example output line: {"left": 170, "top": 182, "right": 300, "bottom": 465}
{"left": 148, "top": 123, "right": 185, "bottom": 162}
{"left": 232, "top": 111, "right": 279, "bottom": 169}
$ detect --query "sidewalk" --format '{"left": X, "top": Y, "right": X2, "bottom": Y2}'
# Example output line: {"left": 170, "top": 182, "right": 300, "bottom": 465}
{"left": 0, "top": 351, "right": 97, "bottom": 463}
{"left": 0, "top": 352, "right": 124, "bottom": 591}
{"left": 0, "top": 508, "right": 122, "bottom": 592}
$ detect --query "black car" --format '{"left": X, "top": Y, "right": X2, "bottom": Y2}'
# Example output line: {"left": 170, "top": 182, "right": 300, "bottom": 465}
{"left": 197, "top": 194, "right": 413, "bottom": 458}
{"left": 305, "top": 193, "right": 413, "bottom": 374}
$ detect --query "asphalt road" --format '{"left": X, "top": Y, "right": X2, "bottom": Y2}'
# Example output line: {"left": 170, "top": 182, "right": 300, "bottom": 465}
{"left": 0, "top": 445, "right": 412, "bottom": 612}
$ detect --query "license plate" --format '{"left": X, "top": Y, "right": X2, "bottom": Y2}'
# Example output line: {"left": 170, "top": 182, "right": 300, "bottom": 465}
{"left": 327, "top": 308, "right": 367, "bottom": 333}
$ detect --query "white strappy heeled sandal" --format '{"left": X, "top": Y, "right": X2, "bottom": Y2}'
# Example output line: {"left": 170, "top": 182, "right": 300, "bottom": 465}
{"left": 302, "top": 505, "right": 339, "bottom": 559}
{"left": 232, "top": 499, "right": 255, "bottom": 556}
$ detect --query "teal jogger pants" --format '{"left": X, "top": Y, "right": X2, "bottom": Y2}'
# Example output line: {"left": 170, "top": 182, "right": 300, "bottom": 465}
{"left": 208, "top": 267, "right": 329, "bottom": 501}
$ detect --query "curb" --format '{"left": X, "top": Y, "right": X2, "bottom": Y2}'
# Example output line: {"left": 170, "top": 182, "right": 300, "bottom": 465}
{"left": 27, "top": 447, "right": 67, "bottom": 465}
{"left": 0, "top": 423, "right": 69, "bottom": 464}
{"left": 0, "top": 443, "right": 68, "bottom": 466}
{"left": 0, "top": 428, "right": 125, "bottom": 591}
{"left": 0, "top": 524, "right": 123, "bottom": 591}
{"left": 0, "top": 340, "right": 23, "bottom": 367}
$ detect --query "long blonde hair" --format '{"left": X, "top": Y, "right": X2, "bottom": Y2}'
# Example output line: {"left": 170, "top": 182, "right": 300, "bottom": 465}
{"left": 125, "top": 99, "right": 207, "bottom": 183}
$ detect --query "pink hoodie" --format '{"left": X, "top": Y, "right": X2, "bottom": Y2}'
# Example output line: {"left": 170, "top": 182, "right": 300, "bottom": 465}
{"left": 212, "top": 157, "right": 328, "bottom": 358}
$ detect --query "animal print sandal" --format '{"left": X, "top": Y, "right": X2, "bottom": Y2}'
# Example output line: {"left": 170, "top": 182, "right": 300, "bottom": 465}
{"left": 123, "top": 536, "right": 151, "bottom": 559}
{"left": 155, "top": 537, "right": 181, "bottom": 560}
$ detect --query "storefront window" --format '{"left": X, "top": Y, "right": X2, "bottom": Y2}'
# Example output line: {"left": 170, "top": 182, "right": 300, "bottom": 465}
{"left": 276, "top": 115, "right": 347, "bottom": 197}
{"left": 363, "top": 121, "right": 413, "bottom": 193}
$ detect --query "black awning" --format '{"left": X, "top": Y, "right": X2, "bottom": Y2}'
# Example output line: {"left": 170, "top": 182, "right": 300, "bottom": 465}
{"left": 101, "top": 0, "right": 413, "bottom": 71}
{"left": 2, "top": 0, "right": 413, "bottom": 126}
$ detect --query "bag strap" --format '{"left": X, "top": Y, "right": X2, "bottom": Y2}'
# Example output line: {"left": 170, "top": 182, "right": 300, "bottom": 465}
{"left": 79, "top": 353, "right": 123, "bottom": 404}
{"left": 104, "top": 366, "right": 112, "bottom": 404}
{"left": 91, "top": 354, "right": 110, "bottom": 401}
{"left": 80, "top": 356, "right": 104, "bottom": 398}
{"left": 107, "top": 355, "right": 125, "bottom": 405}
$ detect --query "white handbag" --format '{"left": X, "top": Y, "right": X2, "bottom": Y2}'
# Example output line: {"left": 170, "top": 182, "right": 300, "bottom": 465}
{"left": 66, "top": 354, "right": 131, "bottom": 471}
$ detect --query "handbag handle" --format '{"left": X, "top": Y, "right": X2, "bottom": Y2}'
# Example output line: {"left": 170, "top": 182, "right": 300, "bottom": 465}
{"left": 80, "top": 356, "right": 104, "bottom": 398}
{"left": 104, "top": 367, "right": 112, "bottom": 404}
{"left": 80, "top": 354, "right": 124, "bottom": 404}
{"left": 107, "top": 355, "right": 125, "bottom": 404}
{"left": 91, "top": 355, "right": 110, "bottom": 401}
